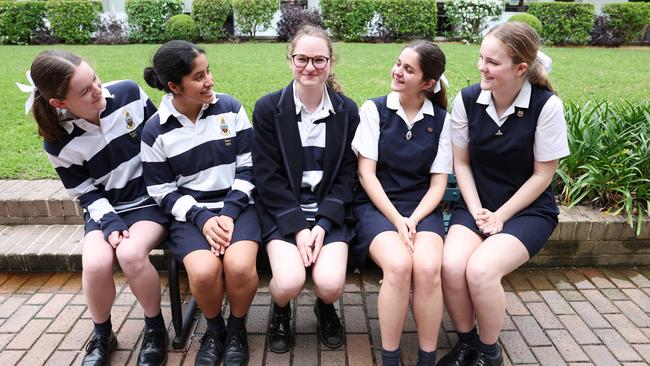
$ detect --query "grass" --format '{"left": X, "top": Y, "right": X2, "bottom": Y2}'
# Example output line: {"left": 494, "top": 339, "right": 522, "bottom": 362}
{"left": 1, "top": 43, "right": 649, "bottom": 179}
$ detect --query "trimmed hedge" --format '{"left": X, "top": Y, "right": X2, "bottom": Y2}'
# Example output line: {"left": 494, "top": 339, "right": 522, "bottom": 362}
{"left": 125, "top": 0, "right": 183, "bottom": 43}
{"left": 602, "top": 3, "right": 650, "bottom": 44}
{"left": 508, "top": 13, "right": 543, "bottom": 36}
{"left": 192, "top": 0, "right": 233, "bottom": 41}
{"left": 232, "top": 0, "right": 278, "bottom": 39}
{"left": 165, "top": 14, "right": 197, "bottom": 42}
{"left": 376, "top": 0, "right": 437, "bottom": 40}
{"left": 321, "top": 0, "right": 376, "bottom": 41}
{"left": 0, "top": 0, "right": 47, "bottom": 45}
{"left": 46, "top": 0, "right": 101, "bottom": 44}
{"left": 527, "top": 2, "right": 595, "bottom": 45}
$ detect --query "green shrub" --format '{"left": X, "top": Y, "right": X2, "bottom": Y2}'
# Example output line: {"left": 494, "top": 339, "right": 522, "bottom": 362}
{"left": 0, "top": 1, "right": 47, "bottom": 45}
{"left": 557, "top": 101, "right": 650, "bottom": 235}
{"left": 165, "top": 13, "right": 197, "bottom": 41}
{"left": 125, "top": 0, "right": 183, "bottom": 43}
{"left": 508, "top": 13, "right": 543, "bottom": 36}
{"left": 321, "top": 0, "right": 376, "bottom": 41}
{"left": 46, "top": 0, "right": 101, "bottom": 44}
{"left": 376, "top": 0, "right": 437, "bottom": 40}
{"left": 192, "top": 0, "right": 233, "bottom": 41}
{"left": 527, "top": 2, "right": 595, "bottom": 45}
{"left": 444, "top": 0, "right": 504, "bottom": 43}
{"left": 602, "top": 3, "right": 650, "bottom": 44}
{"left": 232, "top": 0, "right": 278, "bottom": 40}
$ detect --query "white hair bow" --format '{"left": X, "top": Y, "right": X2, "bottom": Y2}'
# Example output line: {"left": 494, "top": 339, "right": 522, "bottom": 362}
{"left": 16, "top": 71, "right": 36, "bottom": 115}
{"left": 536, "top": 51, "right": 552, "bottom": 73}
{"left": 434, "top": 73, "right": 449, "bottom": 94}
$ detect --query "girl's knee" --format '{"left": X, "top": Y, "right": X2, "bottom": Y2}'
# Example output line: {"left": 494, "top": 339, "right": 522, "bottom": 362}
{"left": 187, "top": 262, "right": 222, "bottom": 290}
{"left": 272, "top": 272, "right": 305, "bottom": 299}
{"left": 115, "top": 243, "right": 149, "bottom": 271}
{"left": 382, "top": 255, "right": 413, "bottom": 283}
{"left": 314, "top": 275, "right": 345, "bottom": 303}
{"left": 83, "top": 256, "right": 114, "bottom": 279}
{"left": 413, "top": 260, "right": 441, "bottom": 286}
{"left": 224, "top": 257, "right": 257, "bottom": 282}
{"left": 465, "top": 256, "right": 499, "bottom": 289}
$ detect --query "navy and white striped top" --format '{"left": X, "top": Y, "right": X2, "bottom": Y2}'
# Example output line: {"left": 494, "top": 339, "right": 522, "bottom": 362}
{"left": 141, "top": 92, "right": 254, "bottom": 231}
{"left": 44, "top": 80, "right": 158, "bottom": 239}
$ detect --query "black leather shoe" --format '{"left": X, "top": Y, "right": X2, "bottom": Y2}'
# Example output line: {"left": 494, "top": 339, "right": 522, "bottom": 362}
{"left": 313, "top": 300, "right": 344, "bottom": 349}
{"left": 138, "top": 328, "right": 168, "bottom": 366}
{"left": 436, "top": 341, "right": 477, "bottom": 366}
{"left": 224, "top": 327, "right": 249, "bottom": 366}
{"left": 83, "top": 332, "right": 117, "bottom": 366}
{"left": 195, "top": 329, "right": 227, "bottom": 366}
{"left": 267, "top": 302, "right": 291, "bottom": 353}
{"left": 471, "top": 346, "right": 503, "bottom": 366}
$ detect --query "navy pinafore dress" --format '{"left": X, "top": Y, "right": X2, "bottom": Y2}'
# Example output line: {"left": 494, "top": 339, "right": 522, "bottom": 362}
{"left": 352, "top": 96, "right": 447, "bottom": 264}
{"left": 449, "top": 83, "right": 559, "bottom": 257}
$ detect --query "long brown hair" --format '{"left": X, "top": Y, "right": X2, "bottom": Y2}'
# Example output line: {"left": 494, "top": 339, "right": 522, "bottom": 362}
{"left": 487, "top": 22, "right": 554, "bottom": 93}
{"left": 405, "top": 40, "right": 448, "bottom": 110}
{"left": 288, "top": 24, "right": 341, "bottom": 92}
{"left": 29, "top": 50, "right": 82, "bottom": 142}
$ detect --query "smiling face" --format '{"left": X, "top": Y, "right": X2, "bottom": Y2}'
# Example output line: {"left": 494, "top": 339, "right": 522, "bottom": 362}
{"left": 49, "top": 61, "right": 105, "bottom": 123}
{"left": 290, "top": 35, "right": 331, "bottom": 90}
{"left": 390, "top": 47, "right": 432, "bottom": 96}
{"left": 170, "top": 52, "right": 214, "bottom": 107}
{"left": 478, "top": 35, "right": 528, "bottom": 94}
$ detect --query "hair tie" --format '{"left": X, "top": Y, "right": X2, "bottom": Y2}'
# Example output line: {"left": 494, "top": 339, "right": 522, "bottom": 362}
{"left": 536, "top": 50, "right": 552, "bottom": 73}
{"left": 434, "top": 73, "right": 449, "bottom": 94}
{"left": 16, "top": 71, "right": 36, "bottom": 115}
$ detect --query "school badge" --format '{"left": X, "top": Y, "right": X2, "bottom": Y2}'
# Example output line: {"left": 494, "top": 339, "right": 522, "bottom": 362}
{"left": 124, "top": 111, "right": 135, "bottom": 129}
{"left": 219, "top": 117, "right": 230, "bottom": 136}
{"left": 516, "top": 110, "right": 524, "bottom": 118}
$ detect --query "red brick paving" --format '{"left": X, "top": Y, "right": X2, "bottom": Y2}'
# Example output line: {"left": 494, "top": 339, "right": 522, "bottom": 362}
{"left": 2, "top": 268, "right": 650, "bottom": 364}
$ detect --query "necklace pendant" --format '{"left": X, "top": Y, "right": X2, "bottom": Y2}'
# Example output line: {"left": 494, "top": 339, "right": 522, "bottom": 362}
{"left": 405, "top": 130, "right": 412, "bottom": 140}
{"left": 495, "top": 129, "right": 503, "bottom": 136}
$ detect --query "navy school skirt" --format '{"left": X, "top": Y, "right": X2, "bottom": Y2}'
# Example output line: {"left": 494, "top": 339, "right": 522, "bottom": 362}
{"left": 351, "top": 201, "right": 446, "bottom": 265}
{"left": 263, "top": 220, "right": 354, "bottom": 247}
{"left": 168, "top": 205, "right": 261, "bottom": 262}
{"left": 448, "top": 204, "right": 557, "bottom": 258}
{"left": 83, "top": 205, "right": 170, "bottom": 235}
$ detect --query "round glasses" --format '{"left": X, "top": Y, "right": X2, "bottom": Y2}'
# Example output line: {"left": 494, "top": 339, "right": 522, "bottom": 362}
{"left": 290, "top": 54, "right": 330, "bottom": 70}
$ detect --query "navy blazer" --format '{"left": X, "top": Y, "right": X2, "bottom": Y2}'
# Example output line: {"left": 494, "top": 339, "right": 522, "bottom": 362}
{"left": 252, "top": 81, "right": 360, "bottom": 237}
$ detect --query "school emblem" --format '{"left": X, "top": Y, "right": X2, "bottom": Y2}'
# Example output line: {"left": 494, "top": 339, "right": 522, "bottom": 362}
{"left": 219, "top": 117, "right": 230, "bottom": 136}
{"left": 125, "top": 111, "right": 135, "bottom": 129}
{"left": 516, "top": 110, "right": 524, "bottom": 118}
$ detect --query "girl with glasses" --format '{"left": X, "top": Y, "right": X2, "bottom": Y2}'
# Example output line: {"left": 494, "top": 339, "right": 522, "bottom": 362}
{"left": 252, "top": 25, "right": 359, "bottom": 353}
{"left": 351, "top": 41, "right": 452, "bottom": 366}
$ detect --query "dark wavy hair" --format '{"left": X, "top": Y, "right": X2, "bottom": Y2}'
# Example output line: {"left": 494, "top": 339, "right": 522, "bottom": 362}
{"left": 143, "top": 40, "right": 206, "bottom": 92}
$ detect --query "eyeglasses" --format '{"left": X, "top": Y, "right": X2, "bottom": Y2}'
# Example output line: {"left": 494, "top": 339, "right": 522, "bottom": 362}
{"left": 290, "top": 54, "right": 330, "bottom": 69}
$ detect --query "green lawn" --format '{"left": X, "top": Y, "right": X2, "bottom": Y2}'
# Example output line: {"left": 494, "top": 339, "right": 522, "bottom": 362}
{"left": 1, "top": 43, "right": 649, "bottom": 179}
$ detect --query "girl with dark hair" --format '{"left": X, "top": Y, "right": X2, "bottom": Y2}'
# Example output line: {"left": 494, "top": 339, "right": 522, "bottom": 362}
{"left": 351, "top": 40, "right": 452, "bottom": 366}
{"left": 438, "top": 22, "right": 569, "bottom": 366}
{"left": 141, "top": 40, "right": 259, "bottom": 366}
{"left": 252, "top": 25, "right": 359, "bottom": 353}
{"left": 21, "top": 50, "right": 169, "bottom": 366}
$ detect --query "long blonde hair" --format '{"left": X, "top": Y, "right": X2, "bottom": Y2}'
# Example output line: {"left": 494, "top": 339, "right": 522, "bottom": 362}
{"left": 288, "top": 24, "right": 341, "bottom": 92}
{"left": 487, "top": 21, "right": 554, "bottom": 93}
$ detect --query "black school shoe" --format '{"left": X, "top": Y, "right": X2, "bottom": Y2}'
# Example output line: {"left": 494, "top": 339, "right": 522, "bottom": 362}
{"left": 224, "top": 326, "right": 249, "bottom": 366}
{"left": 471, "top": 345, "right": 503, "bottom": 366}
{"left": 138, "top": 328, "right": 168, "bottom": 366}
{"left": 436, "top": 341, "right": 477, "bottom": 366}
{"left": 267, "top": 302, "right": 291, "bottom": 353}
{"left": 195, "top": 329, "right": 227, "bottom": 366}
{"left": 313, "top": 300, "right": 344, "bottom": 349}
{"left": 82, "top": 332, "right": 117, "bottom": 366}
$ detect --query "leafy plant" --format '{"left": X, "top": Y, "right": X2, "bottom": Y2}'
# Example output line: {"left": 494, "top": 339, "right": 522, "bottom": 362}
{"left": 556, "top": 100, "right": 650, "bottom": 235}
{"left": 375, "top": 0, "right": 437, "bottom": 41}
{"left": 93, "top": 13, "right": 129, "bottom": 44}
{"left": 276, "top": 4, "right": 323, "bottom": 41}
{"left": 602, "top": 3, "right": 650, "bottom": 44}
{"left": 46, "top": 0, "right": 102, "bottom": 44}
{"left": 232, "top": 0, "right": 278, "bottom": 40}
{"left": 0, "top": 0, "right": 47, "bottom": 45}
{"left": 590, "top": 15, "right": 624, "bottom": 47}
{"left": 508, "top": 13, "right": 543, "bottom": 36}
{"left": 125, "top": 0, "right": 183, "bottom": 43}
{"left": 165, "top": 13, "right": 197, "bottom": 41}
{"left": 444, "top": 0, "right": 504, "bottom": 43}
{"left": 527, "top": 2, "right": 595, "bottom": 45}
{"left": 192, "top": 0, "right": 233, "bottom": 41}
{"left": 321, "top": 0, "right": 376, "bottom": 41}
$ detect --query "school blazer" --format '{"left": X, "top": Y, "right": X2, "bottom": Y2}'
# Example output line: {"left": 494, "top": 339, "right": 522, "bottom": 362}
{"left": 252, "top": 82, "right": 360, "bottom": 237}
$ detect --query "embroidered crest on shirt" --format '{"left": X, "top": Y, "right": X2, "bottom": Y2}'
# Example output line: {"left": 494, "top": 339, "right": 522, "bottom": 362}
{"left": 125, "top": 111, "right": 135, "bottom": 129}
{"left": 219, "top": 117, "right": 230, "bottom": 136}
{"left": 495, "top": 129, "right": 503, "bottom": 136}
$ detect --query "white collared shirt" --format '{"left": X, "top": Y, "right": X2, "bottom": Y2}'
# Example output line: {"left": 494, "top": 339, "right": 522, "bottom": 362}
{"left": 450, "top": 81, "right": 570, "bottom": 162}
{"left": 157, "top": 92, "right": 217, "bottom": 126}
{"left": 352, "top": 92, "right": 453, "bottom": 174}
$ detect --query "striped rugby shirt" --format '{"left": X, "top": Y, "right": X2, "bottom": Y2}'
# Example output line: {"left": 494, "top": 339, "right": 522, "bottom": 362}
{"left": 44, "top": 80, "right": 158, "bottom": 239}
{"left": 141, "top": 92, "right": 254, "bottom": 231}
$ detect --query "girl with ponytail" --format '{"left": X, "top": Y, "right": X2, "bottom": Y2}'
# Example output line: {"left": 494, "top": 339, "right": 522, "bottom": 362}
{"left": 22, "top": 50, "right": 169, "bottom": 366}
{"left": 438, "top": 22, "right": 569, "bottom": 366}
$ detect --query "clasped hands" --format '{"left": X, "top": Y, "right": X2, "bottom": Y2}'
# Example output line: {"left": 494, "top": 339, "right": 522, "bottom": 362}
{"left": 202, "top": 215, "right": 234, "bottom": 256}
{"left": 475, "top": 208, "right": 504, "bottom": 236}
{"left": 296, "top": 225, "right": 326, "bottom": 267}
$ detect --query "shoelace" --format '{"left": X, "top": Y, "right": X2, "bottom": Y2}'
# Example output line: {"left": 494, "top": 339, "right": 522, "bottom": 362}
{"left": 85, "top": 336, "right": 107, "bottom": 352}
{"left": 226, "top": 331, "right": 244, "bottom": 349}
